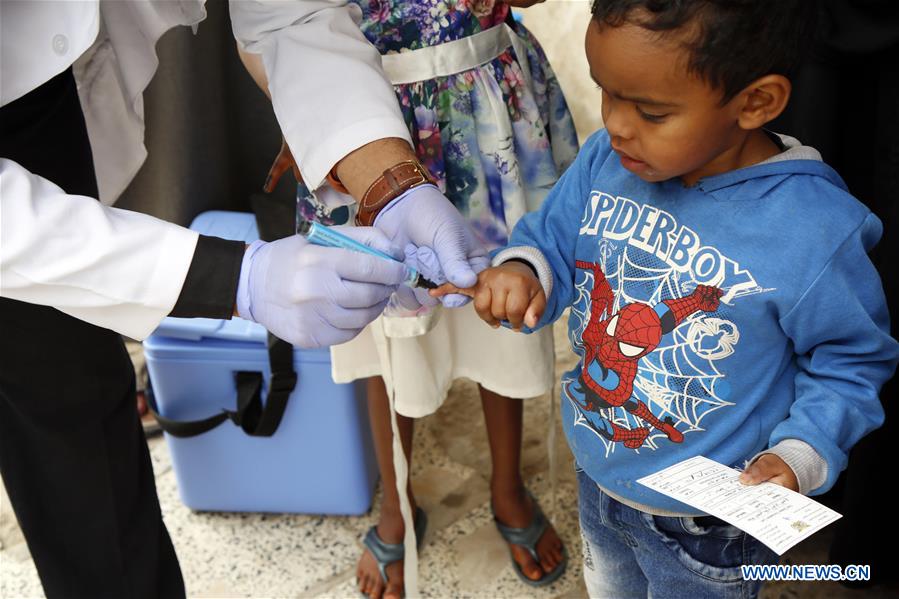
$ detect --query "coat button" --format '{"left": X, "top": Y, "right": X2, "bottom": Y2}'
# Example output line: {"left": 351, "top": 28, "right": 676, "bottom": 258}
{"left": 52, "top": 34, "right": 69, "bottom": 56}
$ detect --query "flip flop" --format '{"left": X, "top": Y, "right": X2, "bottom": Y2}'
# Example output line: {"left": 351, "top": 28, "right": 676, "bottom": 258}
{"left": 360, "top": 507, "right": 427, "bottom": 598}
{"left": 492, "top": 490, "right": 567, "bottom": 587}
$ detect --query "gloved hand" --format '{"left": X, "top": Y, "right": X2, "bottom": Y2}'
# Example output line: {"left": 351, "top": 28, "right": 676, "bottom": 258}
{"left": 374, "top": 184, "right": 488, "bottom": 308}
{"left": 392, "top": 244, "right": 443, "bottom": 311}
{"left": 236, "top": 227, "right": 406, "bottom": 348}
{"left": 393, "top": 244, "right": 490, "bottom": 311}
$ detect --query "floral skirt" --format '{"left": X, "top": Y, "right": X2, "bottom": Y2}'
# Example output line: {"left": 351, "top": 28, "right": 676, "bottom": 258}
{"left": 331, "top": 303, "right": 555, "bottom": 417}
{"left": 301, "top": 20, "right": 577, "bottom": 414}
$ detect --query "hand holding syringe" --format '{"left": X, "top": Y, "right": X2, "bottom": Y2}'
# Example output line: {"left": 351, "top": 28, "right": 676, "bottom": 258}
{"left": 297, "top": 219, "right": 438, "bottom": 290}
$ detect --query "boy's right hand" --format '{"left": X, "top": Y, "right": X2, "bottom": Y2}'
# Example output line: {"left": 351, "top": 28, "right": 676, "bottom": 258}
{"left": 431, "top": 261, "right": 546, "bottom": 331}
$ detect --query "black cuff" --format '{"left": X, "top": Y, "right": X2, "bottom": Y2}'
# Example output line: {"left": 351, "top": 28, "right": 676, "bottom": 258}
{"left": 170, "top": 235, "right": 244, "bottom": 319}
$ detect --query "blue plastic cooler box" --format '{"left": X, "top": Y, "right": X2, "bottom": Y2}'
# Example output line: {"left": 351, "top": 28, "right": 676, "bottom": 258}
{"left": 143, "top": 211, "right": 377, "bottom": 514}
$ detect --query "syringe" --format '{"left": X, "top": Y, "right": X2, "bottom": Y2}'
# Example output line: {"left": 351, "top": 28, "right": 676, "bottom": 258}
{"left": 297, "top": 219, "right": 438, "bottom": 290}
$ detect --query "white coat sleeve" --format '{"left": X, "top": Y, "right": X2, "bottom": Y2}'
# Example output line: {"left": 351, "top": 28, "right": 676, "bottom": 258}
{"left": 228, "top": 0, "right": 412, "bottom": 190}
{"left": 0, "top": 158, "right": 200, "bottom": 340}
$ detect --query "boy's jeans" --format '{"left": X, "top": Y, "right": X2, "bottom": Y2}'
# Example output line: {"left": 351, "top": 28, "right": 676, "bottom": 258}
{"left": 577, "top": 468, "right": 778, "bottom": 598}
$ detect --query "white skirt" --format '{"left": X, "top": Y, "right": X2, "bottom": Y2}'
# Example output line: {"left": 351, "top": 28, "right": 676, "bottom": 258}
{"left": 330, "top": 303, "right": 555, "bottom": 418}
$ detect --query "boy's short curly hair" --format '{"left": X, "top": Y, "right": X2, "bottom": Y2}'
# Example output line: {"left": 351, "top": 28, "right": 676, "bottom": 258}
{"left": 591, "top": 0, "right": 815, "bottom": 103}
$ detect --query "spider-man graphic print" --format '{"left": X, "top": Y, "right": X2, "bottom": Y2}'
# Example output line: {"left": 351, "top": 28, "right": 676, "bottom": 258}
{"left": 558, "top": 192, "right": 779, "bottom": 457}
{"left": 564, "top": 259, "right": 724, "bottom": 451}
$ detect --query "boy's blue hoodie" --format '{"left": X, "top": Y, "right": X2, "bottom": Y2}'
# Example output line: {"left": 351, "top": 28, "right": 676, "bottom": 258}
{"left": 500, "top": 129, "right": 898, "bottom": 515}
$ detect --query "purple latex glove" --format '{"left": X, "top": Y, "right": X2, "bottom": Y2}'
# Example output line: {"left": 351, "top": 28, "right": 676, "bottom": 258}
{"left": 394, "top": 244, "right": 490, "bottom": 310}
{"left": 374, "top": 184, "right": 487, "bottom": 308}
{"left": 393, "top": 244, "right": 442, "bottom": 311}
{"left": 236, "top": 227, "right": 406, "bottom": 348}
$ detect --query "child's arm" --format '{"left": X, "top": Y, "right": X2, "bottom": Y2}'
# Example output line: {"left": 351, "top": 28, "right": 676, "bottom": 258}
{"left": 750, "top": 213, "right": 898, "bottom": 495}
{"left": 482, "top": 135, "right": 607, "bottom": 329}
{"left": 432, "top": 134, "right": 604, "bottom": 330}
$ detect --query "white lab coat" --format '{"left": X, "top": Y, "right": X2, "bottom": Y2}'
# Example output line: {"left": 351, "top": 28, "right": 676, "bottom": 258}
{"left": 0, "top": 0, "right": 411, "bottom": 340}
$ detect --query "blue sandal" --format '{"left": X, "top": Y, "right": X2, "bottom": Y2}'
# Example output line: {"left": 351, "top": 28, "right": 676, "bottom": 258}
{"left": 493, "top": 491, "right": 567, "bottom": 587}
{"left": 360, "top": 507, "right": 427, "bottom": 598}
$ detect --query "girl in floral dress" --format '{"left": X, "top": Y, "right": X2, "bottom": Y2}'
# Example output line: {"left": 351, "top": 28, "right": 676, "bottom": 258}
{"left": 244, "top": 1, "right": 579, "bottom": 597}
{"left": 331, "top": 3, "right": 578, "bottom": 596}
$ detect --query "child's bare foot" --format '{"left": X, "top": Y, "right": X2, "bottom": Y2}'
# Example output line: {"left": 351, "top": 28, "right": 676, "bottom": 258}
{"left": 356, "top": 504, "right": 414, "bottom": 599}
{"left": 492, "top": 484, "right": 565, "bottom": 582}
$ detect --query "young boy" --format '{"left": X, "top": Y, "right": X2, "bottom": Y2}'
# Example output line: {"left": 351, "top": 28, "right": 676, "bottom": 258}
{"left": 432, "top": 1, "right": 899, "bottom": 596}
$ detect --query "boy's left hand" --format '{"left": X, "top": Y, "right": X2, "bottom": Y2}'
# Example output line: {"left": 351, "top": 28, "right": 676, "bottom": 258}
{"left": 739, "top": 454, "right": 799, "bottom": 492}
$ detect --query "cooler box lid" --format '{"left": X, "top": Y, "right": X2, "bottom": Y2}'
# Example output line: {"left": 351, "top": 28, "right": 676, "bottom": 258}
{"left": 152, "top": 316, "right": 267, "bottom": 344}
{"left": 190, "top": 210, "right": 259, "bottom": 244}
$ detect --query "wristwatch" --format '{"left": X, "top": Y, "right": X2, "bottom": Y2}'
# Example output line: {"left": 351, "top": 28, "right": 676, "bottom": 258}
{"left": 352, "top": 160, "right": 437, "bottom": 226}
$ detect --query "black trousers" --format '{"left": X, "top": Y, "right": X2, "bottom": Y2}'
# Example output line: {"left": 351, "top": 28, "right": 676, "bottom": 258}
{"left": 0, "top": 70, "right": 184, "bottom": 598}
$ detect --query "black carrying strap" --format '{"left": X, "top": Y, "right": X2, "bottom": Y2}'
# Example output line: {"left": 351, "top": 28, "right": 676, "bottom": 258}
{"left": 148, "top": 194, "right": 299, "bottom": 438}
{"left": 248, "top": 191, "right": 299, "bottom": 436}
{"left": 148, "top": 331, "right": 297, "bottom": 438}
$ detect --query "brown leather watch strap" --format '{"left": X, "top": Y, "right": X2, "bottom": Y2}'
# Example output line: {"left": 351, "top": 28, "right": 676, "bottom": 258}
{"left": 354, "top": 160, "right": 436, "bottom": 226}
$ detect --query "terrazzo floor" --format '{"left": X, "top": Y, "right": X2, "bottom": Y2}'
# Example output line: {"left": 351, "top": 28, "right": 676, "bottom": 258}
{"left": 0, "top": 321, "right": 894, "bottom": 598}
